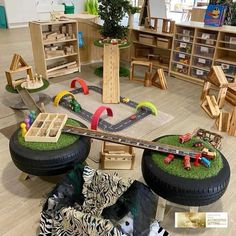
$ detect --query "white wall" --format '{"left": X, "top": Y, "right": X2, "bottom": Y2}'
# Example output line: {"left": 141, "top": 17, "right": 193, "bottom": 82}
{"left": 0, "top": 0, "right": 5, "bottom": 5}
{"left": 57, "top": 0, "right": 86, "bottom": 13}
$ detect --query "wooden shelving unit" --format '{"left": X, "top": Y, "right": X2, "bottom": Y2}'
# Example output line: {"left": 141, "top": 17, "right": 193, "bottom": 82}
{"left": 129, "top": 26, "right": 174, "bottom": 72}
{"left": 29, "top": 20, "right": 80, "bottom": 79}
{"left": 170, "top": 22, "right": 236, "bottom": 84}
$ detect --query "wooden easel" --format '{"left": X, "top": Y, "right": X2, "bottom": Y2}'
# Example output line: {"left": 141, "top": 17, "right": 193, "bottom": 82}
{"left": 102, "top": 44, "right": 120, "bottom": 104}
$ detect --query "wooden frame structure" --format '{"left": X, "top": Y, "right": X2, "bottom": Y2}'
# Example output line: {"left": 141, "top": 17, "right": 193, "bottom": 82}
{"left": 5, "top": 54, "right": 33, "bottom": 88}
{"left": 152, "top": 68, "right": 168, "bottom": 90}
{"left": 200, "top": 66, "right": 229, "bottom": 110}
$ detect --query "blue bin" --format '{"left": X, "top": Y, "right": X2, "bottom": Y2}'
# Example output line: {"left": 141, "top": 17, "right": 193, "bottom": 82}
{"left": 0, "top": 6, "right": 7, "bottom": 28}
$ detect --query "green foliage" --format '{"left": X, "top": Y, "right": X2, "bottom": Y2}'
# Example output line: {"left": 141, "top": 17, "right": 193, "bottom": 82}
{"left": 151, "top": 135, "right": 223, "bottom": 179}
{"left": 84, "top": 0, "right": 98, "bottom": 15}
{"left": 98, "top": 0, "right": 133, "bottom": 39}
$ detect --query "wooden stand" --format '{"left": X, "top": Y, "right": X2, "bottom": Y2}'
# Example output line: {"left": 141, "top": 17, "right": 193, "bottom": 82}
{"left": 130, "top": 60, "right": 153, "bottom": 84}
{"left": 100, "top": 141, "right": 135, "bottom": 170}
{"left": 5, "top": 54, "right": 33, "bottom": 88}
{"left": 152, "top": 68, "right": 168, "bottom": 90}
{"left": 162, "top": 19, "right": 175, "bottom": 34}
{"left": 103, "top": 44, "right": 120, "bottom": 104}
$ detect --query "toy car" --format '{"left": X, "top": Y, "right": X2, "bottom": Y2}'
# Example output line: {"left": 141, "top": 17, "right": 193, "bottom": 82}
{"left": 200, "top": 157, "right": 211, "bottom": 168}
{"left": 192, "top": 141, "right": 203, "bottom": 147}
{"left": 164, "top": 154, "right": 175, "bottom": 164}
{"left": 201, "top": 148, "right": 216, "bottom": 160}
{"left": 122, "top": 97, "right": 130, "bottom": 103}
{"left": 129, "top": 115, "right": 136, "bottom": 120}
{"left": 179, "top": 133, "right": 192, "bottom": 144}
{"left": 183, "top": 155, "right": 191, "bottom": 170}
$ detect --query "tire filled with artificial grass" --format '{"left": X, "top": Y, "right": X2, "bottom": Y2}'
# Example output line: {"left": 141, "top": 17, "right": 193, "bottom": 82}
{"left": 9, "top": 121, "right": 91, "bottom": 176}
{"left": 141, "top": 135, "right": 230, "bottom": 206}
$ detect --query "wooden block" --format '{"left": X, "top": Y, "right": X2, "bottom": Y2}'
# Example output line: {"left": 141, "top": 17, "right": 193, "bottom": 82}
{"left": 102, "top": 44, "right": 120, "bottom": 104}
{"left": 201, "top": 95, "right": 220, "bottom": 118}
{"left": 144, "top": 72, "right": 152, "bottom": 87}
{"left": 216, "top": 112, "right": 231, "bottom": 132}
{"left": 19, "top": 172, "right": 30, "bottom": 181}
{"left": 200, "top": 81, "right": 211, "bottom": 102}
{"left": 217, "top": 87, "right": 228, "bottom": 109}
{"left": 152, "top": 68, "right": 168, "bottom": 90}
{"left": 228, "top": 107, "right": 236, "bottom": 136}
{"left": 208, "top": 66, "right": 228, "bottom": 88}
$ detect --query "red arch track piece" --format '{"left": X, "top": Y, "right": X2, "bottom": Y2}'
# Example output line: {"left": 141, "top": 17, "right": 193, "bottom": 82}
{"left": 91, "top": 106, "right": 113, "bottom": 130}
{"left": 70, "top": 77, "right": 89, "bottom": 95}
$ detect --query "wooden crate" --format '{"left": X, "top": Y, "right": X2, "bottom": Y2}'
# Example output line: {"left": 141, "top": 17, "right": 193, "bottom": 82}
{"left": 100, "top": 142, "right": 135, "bottom": 170}
{"left": 157, "top": 37, "right": 171, "bottom": 49}
{"left": 139, "top": 34, "right": 155, "bottom": 45}
{"left": 25, "top": 113, "right": 67, "bottom": 142}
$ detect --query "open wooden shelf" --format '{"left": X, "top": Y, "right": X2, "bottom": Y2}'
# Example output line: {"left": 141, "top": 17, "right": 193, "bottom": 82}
{"left": 169, "top": 22, "right": 236, "bottom": 85}
{"left": 29, "top": 20, "right": 80, "bottom": 79}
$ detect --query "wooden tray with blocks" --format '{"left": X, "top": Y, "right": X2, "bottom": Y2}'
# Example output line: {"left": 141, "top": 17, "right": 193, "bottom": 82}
{"left": 25, "top": 113, "right": 68, "bottom": 142}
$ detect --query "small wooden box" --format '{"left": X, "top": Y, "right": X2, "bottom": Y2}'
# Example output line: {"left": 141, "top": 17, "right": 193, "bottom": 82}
{"left": 139, "top": 34, "right": 155, "bottom": 45}
{"left": 100, "top": 142, "right": 135, "bottom": 170}
{"left": 157, "top": 37, "right": 171, "bottom": 49}
{"left": 25, "top": 113, "right": 68, "bottom": 143}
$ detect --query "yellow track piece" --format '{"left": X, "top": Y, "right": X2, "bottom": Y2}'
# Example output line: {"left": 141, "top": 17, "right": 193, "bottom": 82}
{"left": 54, "top": 90, "right": 75, "bottom": 106}
{"left": 136, "top": 101, "right": 158, "bottom": 116}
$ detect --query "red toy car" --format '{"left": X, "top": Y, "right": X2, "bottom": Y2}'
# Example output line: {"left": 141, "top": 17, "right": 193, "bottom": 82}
{"left": 183, "top": 155, "right": 191, "bottom": 170}
{"left": 179, "top": 133, "right": 192, "bottom": 144}
{"left": 164, "top": 154, "right": 175, "bottom": 164}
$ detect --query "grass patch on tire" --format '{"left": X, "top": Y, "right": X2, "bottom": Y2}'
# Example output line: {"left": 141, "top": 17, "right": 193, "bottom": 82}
{"left": 18, "top": 118, "right": 80, "bottom": 151}
{"left": 151, "top": 135, "right": 223, "bottom": 179}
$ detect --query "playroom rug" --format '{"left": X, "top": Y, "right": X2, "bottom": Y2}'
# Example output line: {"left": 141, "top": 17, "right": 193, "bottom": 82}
{"left": 43, "top": 81, "right": 174, "bottom": 138}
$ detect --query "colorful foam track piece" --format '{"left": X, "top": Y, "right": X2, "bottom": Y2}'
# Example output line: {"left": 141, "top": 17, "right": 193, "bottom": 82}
{"left": 54, "top": 90, "right": 75, "bottom": 106}
{"left": 70, "top": 77, "right": 89, "bottom": 95}
{"left": 91, "top": 106, "right": 113, "bottom": 130}
{"left": 136, "top": 101, "right": 158, "bottom": 116}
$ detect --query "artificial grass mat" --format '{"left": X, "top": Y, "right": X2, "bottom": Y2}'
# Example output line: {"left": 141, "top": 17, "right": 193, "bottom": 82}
{"left": 6, "top": 79, "right": 49, "bottom": 94}
{"left": 94, "top": 66, "right": 130, "bottom": 78}
{"left": 18, "top": 118, "right": 80, "bottom": 151}
{"left": 151, "top": 135, "right": 223, "bottom": 179}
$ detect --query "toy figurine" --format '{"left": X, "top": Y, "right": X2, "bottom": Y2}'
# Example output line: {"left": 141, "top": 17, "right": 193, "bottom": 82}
{"left": 24, "top": 117, "right": 30, "bottom": 130}
{"left": 20, "top": 123, "right": 27, "bottom": 137}
{"left": 29, "top": 113, "right": 34, "bottom": 125}
{"left": 164, "top": 154, "right": 175, "bottom": 164}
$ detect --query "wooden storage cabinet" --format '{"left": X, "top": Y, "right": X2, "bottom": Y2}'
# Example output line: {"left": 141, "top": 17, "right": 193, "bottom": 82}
{"left": 130, "top": 27, "right": 173, "bottom": 71}
{"left": 29, "top": 20, "right": 80, "bottom": 79}
{"left": 170, "top": 22, "right": 236, "bottom": 84}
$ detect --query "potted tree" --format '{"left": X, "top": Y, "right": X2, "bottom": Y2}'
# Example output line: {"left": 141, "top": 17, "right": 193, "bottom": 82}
{"left": 98, "top": 0, "right": 134, "bottom": 39}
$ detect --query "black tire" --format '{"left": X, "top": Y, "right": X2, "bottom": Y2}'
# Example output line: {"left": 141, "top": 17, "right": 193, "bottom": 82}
{"left": 9, "top": 122, "right": 91, "bottom": 176}
{"left": 141, "top": 135, "right": 230, "bottom": 206}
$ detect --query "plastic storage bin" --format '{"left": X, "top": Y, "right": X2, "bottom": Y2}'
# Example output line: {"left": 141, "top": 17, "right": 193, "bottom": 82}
{"left": 173, "top": 51, "right": 190, "bottom": 65}
{"left": 224, "top": 35, "right": 236, "bottom": 49}
{"left": 192, "top": 56, "right": 212, "bottom": 70}
{"left": 174, "top": 40, "right": 192, "bottom": 53}
{"left": 0, "top": 6, "right": 7, "bottom": 28}
{"left": 175, "top": 34, "right": 193, "bottom": 43}
{"left": 172, "top": 62, "right": 189, "bottom": 75}
{"left": 194, "top": 45, "right": 215, "bottom": 58}
{"left": 176, "top": 27, "right": 194, "bottom": 37}
{"left": 191, "top": 68, "right": 209, "bottom": 80}
{"left": 215, "top": 61, "right": 236, "bottom": 76}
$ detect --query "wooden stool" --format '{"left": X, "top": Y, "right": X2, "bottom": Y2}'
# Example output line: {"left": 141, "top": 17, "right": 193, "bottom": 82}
{"left": 156, "top": 197, "right": 199, "bottom": 222}
{"left": 130, "top": 60, "right": 153, "bottom": 84}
